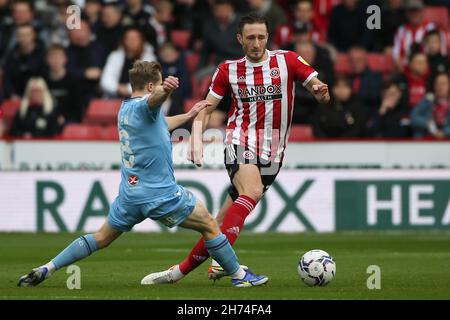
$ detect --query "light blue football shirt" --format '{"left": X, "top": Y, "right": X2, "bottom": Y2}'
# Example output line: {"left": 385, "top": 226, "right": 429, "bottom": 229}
{"left": 117, "top": 95, "right": 178, "bottom": 204}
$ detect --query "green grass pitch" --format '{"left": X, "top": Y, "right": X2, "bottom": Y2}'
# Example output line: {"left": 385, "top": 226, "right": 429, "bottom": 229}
{"left": 1, "top": 231, "right": 449, "bottom": 299}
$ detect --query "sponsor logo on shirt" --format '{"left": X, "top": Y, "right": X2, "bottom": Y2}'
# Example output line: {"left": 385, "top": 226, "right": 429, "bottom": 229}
{"left": 237, "top": 85, "right": 282, "bottom": 103}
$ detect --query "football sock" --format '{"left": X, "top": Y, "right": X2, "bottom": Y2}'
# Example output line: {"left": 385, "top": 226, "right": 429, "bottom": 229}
{"left": 40, "top": 261, "right": 56, "bottom": 277}
{"left": 204, "top": 233, "right": 242, "bottom": 277}
{"left": 170, "top": 265, "right": 185, "bottom": 282}
{"left": 179, "top": 195, "right": 256, "bottom": 275}
{"left": 51, "top": 234, "right": 98, "bottom": 269}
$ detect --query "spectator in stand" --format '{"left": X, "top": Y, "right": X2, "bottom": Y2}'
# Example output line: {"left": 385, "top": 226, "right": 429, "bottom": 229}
{"left": 172, "top": 0, "right": 211, "bottom": 49}
{"left": 0, "top": 106, "right": 5, "bottom": 138}
{"left": 83, "top": 0, "right": 103, "bottom": 35}
{"left": 393, "top": 0, "right": 445, "bottom": 70}
{"left": 158, "top": 42, "right": 191, "bottom": 100}
{"left": 292, "top": 39, "right": 334, "bottom": 124}
{"left": 100, "top": 27, "right": 156, "bottom": 98}
{"left": 38, "top": 0, "right": 75, "bottom": 48}
{"left": 424, "top": 30, "right": 449, "bottom": 79}
{"left": 0, "top": 0, "right": 13, "bottom": 60}
{"left": 348, "top": 46, "right": 382, "bottom": 116}
{"left": 9, "top": 77, "right": 62, "bottom": 138}
{"left": 274, "top": 0, "right": 323, "bottom": 49}
{"left": 312, "top": 0, "right": 340, "bottom": 34}
{"left": 371, "top": 0, "right": 407, "bottom": 53}
{"left": 44, "top": 44, "right": 83, "bottom": 124}
{"left": 327, "top": 0, "right": 372, "bottom": 52}
{"left": 97, "top": 3, "right": 125, "bottom": 56}
{"left": 0, "top": 0, "right": 44, "bottom": 64}
{"left": 247, "top": 0, "right": 287, "bottom": 35}
{"left": 313, "top": 75, "right": 367, "bottom": 138}
{"left": 396, "top": 50, "right": 430, "bottom": 109}
{"left": 123, "top": 0, "right": 154, "bottom": 28}
{"left": 370, "top": 81, "right": 411, "bottom": 137}
{"left": 2, "top": 24, "right": 46, "bottom": 99}
{"left": 67, "top": 19, "right": 107, "bottom": 106}
{"left": 411, "top": 72, "right": 450, "bottom": 138}
{"left": 148, "top": 0, "right": 174, "bottom": 48}
{"left": 198, "top": 0, "right": 241, "bottom": 74}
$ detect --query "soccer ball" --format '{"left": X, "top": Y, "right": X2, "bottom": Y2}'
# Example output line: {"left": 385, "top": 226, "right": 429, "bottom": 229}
{"left": 298, "top": 249, "right": 336, "bottom": 287}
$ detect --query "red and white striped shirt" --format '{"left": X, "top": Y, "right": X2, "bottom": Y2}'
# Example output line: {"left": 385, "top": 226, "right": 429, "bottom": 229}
{"left": 209, "top": 49, "right": 318, "bottom": 162}
{"left": 393, "top": 21, "right": 447, "bottom": 67}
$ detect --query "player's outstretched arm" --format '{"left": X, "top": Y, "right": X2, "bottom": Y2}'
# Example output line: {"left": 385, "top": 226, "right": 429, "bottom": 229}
{"left": 188, "top": 93, "right": 221, "bottom": 167}
{"left": 305, "top": 77, "right": 330, "bottom": 104}
{"left": 148, "top": 76, "right": 179, "bottom": 108}
{"left": 165, "top": 100, "right": 212, "bottom": 131}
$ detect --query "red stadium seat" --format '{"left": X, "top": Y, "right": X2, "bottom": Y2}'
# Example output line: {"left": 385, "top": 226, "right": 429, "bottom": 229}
{"left": 100, "top": 125, "right": 119, "bottom": 140}
{"left": 0, "top": 99, "right": 21, "bottom": 133}
{"left": 423, "top": 6, "right": 449, "bottom": 30}
{"left": 367, "top": 53, "right": 395, "bottom": 75}
{"left": 289, "top": 125, "right": 314, "bottom": 142}
{"left": 171, "top": 30, "right": 191, "bottom": 50}
{"left": 185, "top": 53, "right": 200, "bottom": 74}
{"left": 84, "top": 99, "right": 121, "bottom": 125}
{"left": 334, "top": 53, "right": 351, "bottom": 74}
{"left": 62, "top": 124, "right": 103, "bottom": 140}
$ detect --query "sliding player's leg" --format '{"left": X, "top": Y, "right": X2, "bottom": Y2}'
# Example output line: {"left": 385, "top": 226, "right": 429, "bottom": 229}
{"left": 17, "top": 196, "right": 145, "bottom": 287}
{"left": 17, "top": 221, "right": 122, "bottom": 287}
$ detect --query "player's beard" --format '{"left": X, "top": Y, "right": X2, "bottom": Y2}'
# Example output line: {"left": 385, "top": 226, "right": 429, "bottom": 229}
{"left": 245, "top": 46, "right": 266, "bottom": 63}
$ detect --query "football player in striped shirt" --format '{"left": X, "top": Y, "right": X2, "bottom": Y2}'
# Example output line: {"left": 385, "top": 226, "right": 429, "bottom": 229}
{"left": 142, "top": 12, "right": 330, "bottom": 284}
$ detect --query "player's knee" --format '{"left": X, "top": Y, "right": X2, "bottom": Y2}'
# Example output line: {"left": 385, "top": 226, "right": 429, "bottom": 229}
{"left": 242, "top": 185, "right": 263, "bottom": 202}
{"left": 202, "top": 214, "right": 219, "bottom": 236}
{"left": 94, "top": 233, "right": 112, "bottom": 249}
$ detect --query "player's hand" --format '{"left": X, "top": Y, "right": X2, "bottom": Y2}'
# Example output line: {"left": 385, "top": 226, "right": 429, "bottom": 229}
{"left": 162, "top": 76, "right": 179, "bottom": 93}
{"left": 312, "top": 84, "right": 330, "bottom": 103}
{"left": 186, "top": 100, "right": 211, "bottom": 119}
{"left": 187, "top": 136, "right": 203, "bottom": 167}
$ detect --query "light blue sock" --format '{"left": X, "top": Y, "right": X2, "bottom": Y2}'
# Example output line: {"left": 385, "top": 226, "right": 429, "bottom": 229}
{"left": 51, "top": 234, "right": 98, "bottom": 269}
{"left": 204, "top": 233, "right": 240, "bottom": 275}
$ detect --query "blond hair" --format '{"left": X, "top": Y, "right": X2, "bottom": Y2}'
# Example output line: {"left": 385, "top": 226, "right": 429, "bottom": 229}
{"left": 20, "top": 77, "right": 54, "bottom": 118}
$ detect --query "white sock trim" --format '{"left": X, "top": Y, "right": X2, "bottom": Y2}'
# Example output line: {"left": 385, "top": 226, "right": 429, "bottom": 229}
{"left": 231, "top": 267, "right": 246, "bottom": 280}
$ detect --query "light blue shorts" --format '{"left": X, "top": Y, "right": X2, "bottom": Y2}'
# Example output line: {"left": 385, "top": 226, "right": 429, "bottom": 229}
{"left": 107, "top": 185, "right": 197, "bottom": 232}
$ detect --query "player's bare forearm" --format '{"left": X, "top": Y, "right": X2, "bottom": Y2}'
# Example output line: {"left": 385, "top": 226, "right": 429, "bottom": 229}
{"left": 306, "top": 77, "right": 330, "bottom": 104}
{"left": 148, "top": 85, "right": 169, "bottom": 108}
{"left": 165, "top": 114, "right": 189, "bottom": 131}
{"left": 188, "top": 94, "right": 220, "bottom": 166}
{"left": 166, "top": 100, "right": 210, "bottom": 131}
{"left": 191, "top": 93, "right": 221, "bottom": 137}
{"left": 148, "top": 76, "right": 179, "bottom": 108}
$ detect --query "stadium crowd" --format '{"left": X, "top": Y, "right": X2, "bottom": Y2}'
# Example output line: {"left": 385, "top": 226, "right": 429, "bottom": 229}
{"left": 0, "top": 0, "right": 448, "bottom": 140}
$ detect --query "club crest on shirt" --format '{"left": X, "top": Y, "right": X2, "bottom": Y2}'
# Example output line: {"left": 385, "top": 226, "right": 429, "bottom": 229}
{"left": 128, "top": 174, "right": 139, "bottom": 186}
{"left": 243, "top": 150, "right": 255, "bottom": 160}
{"left": 238, "top": 75, "right": 246, "bottom": 83}
{"left": 270, "top": 67, "right": 280, "bottom": 79}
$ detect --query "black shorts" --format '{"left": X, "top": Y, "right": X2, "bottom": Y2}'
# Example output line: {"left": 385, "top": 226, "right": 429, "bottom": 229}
{"left": 224, "top": 144, "right": 282, "bottom": 201}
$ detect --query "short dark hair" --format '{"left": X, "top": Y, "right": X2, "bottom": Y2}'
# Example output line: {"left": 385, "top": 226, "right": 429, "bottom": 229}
{"left": 238, "top": 12, "right": 269, "bottom": 34}
{"left": 129, "top": 60, "right": 162, "bottom": 91}
{"left": 47, "top": 43, "right": 66, "bottom": 55}
{"left": 214, "top": 0, "right": 234, "bottom": 7}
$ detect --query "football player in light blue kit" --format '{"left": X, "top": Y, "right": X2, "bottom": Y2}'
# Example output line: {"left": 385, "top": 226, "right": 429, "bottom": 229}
{"left": 18, "top": 60, "right": 268, "bottom": 288}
